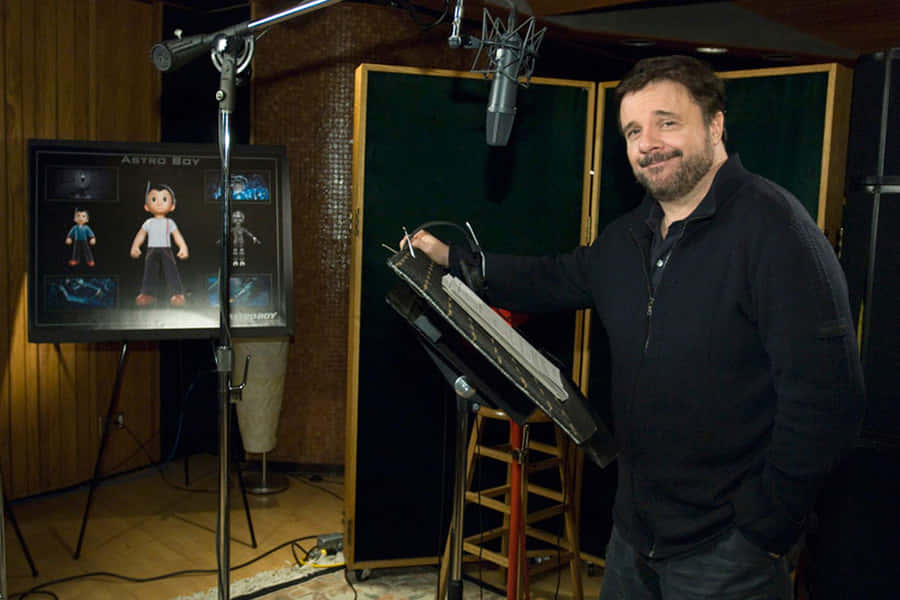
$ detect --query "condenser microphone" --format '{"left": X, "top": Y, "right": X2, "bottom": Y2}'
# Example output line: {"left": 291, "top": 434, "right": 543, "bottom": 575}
{"left": 486, "top": 30, "right": 522, "bottom": 147}
{"left": 448, "top": 1, "right": 545, "bottom": 146}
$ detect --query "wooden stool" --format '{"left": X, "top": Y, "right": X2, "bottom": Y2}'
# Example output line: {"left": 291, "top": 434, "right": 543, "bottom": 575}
{"left": 438, "top": 407, "right": 583, "bottom": 600}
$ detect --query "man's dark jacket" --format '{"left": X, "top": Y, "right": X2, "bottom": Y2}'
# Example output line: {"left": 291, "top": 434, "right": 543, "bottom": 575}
{"left": 453, "top": 155, "right": 865, "bottom": 558}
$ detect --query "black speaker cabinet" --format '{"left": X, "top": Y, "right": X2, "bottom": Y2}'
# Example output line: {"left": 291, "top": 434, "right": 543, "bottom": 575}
{"left": 840, "top": 48, "right": 900, "bottom": 446}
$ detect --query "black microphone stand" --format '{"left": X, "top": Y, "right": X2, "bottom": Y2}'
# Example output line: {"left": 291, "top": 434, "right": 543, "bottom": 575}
{"left": 151, "top": 2, "right": 343, "bottom": 598}
{"left": 213, "top": 35, "right": 245, "bottom": 600}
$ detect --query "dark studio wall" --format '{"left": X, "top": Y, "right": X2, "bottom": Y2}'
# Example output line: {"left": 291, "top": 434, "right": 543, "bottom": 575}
{"left": 159, "top": 6, "right": 252, "bottom": 145}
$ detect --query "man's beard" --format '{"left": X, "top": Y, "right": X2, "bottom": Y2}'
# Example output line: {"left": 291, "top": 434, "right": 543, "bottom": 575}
{"left": 634, "top": 139, "right": 714, "bottom": 202}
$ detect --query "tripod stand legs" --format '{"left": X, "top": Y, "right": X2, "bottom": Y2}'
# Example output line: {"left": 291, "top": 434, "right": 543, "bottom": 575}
{"left": 2, "top": 493, "right": 38, "bottom": 578}
{"left": 1, "top": 468, "right": 39, "bottom": 600}
{"left": 71, "top": 338, "right": 257, "bottom": 563}
{"left": 234, "top": 452, "right": 258, "bottom": 549}
{"left": 74, "top": 342, "right": 129, "bottom": 560}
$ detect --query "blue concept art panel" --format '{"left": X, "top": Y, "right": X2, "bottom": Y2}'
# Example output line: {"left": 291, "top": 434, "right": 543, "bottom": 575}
{"left": 207, "top": 274, "right": 272, "bottom": 308}
{"left": 46, "top": 276, "right": 118, "bottom": 309}
{"left": 28, "top": 139, "right": 294, "bottom": 342}
{"left": 204, "top": 171, "right": 272, "bottom": 203}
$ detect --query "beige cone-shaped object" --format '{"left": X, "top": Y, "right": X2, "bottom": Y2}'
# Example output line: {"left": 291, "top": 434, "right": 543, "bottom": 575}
{"left": 232, "top": 337, "right": 289, "bottom": 454}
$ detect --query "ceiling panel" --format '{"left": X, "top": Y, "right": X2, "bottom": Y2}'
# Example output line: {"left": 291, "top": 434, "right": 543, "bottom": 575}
{"left": 734, "top": 0, "right": 899, "bottom": 56}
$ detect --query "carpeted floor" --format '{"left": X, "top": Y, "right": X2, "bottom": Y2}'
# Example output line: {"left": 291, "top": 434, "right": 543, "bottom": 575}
{"left": 172, "top": 553, "right": 504, "bottom": 600}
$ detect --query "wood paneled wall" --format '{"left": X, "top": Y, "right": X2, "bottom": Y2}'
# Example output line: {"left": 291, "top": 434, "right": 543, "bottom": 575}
{"left": 1, "top": 0, "right": 162, "bottom": 500}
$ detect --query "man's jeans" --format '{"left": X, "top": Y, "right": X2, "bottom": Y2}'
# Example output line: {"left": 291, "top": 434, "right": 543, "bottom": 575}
{"left": 599, "top": 525, "right": 793, "bottom": 600}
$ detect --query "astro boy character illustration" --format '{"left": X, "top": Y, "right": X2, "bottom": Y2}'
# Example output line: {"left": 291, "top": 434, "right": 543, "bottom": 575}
{"left": 231, "top": 210, "right": 261, "bottom": 267}
{"left": 130, "top": 182, "right": 189, "bottom": 307}
{"left": 65, "top": 208, "right": 96, "bottom": 267}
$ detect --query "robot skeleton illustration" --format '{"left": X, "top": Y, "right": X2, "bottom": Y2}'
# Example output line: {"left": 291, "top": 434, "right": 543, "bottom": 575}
{"left": 231, "top": 210, "right": 261, "bottom": 267}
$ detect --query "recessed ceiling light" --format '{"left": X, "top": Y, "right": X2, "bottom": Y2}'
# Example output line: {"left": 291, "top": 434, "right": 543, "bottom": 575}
{"left": 696, "top": 46, "right": 728, "bottom": 54}
{"left": 621, "top": 39, "right": 656, "bottom": 47}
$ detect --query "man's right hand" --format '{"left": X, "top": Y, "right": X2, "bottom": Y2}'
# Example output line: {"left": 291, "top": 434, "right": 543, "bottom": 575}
{"left": 400, "top": 229, "right": 450, "bottom": 267}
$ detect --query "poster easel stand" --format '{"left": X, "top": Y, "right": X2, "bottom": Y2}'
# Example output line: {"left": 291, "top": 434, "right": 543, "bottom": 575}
{"left": 71, "top": 342, "right": 258, "bottom": 561}
{"left": 73, "top": 343, "right": 129, "bottom": 559}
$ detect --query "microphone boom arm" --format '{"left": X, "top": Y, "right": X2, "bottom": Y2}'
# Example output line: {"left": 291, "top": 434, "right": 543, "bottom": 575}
{"left": 151, "top": 0, "right": 344, "bottom": 73}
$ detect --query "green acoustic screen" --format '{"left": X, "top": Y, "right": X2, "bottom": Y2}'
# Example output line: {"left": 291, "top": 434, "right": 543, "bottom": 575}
{"left": 725, "top": 72, "right": 827, "bottom": 218}
{"left": 353, "top": 68, "right": 591, "bottom": 564}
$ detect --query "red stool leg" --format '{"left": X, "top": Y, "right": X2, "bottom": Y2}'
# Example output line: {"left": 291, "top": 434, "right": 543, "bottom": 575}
{"left": 508, "top": 421, "right": 523, "bottom": 600}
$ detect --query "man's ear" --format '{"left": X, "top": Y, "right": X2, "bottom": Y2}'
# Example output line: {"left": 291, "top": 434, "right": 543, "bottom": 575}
{"left": 710, "top": 111, "right": 725, "bottom": 145}
{"left": 144, "top": 203, "right": 151, "bottom": 213}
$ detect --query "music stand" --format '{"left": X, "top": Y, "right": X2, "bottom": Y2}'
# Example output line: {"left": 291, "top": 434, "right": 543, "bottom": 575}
{"left": 386, "top": 250, "right": 618, "bottom": 600}
{"left": 387, "top": 284, "right": 520, "bottom": 600}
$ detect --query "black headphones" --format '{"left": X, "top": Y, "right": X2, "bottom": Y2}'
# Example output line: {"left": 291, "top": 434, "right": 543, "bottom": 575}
{"left": 409, "top": 220, "right": 486, "bottom": 295}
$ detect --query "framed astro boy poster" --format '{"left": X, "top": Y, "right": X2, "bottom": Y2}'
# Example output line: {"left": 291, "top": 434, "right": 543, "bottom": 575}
{"left": 27, "top": 139, "right": 293, "bottom": 342}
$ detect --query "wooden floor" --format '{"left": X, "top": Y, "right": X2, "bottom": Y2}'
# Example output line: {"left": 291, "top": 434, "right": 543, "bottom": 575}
{"left": 3, "top": 454, "right": 345, "bottom": 599}
{"left": 3, "top": 454, "right": 603, "bottom": 599}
